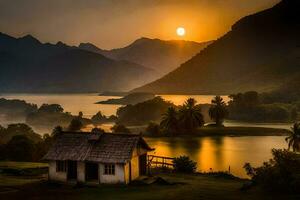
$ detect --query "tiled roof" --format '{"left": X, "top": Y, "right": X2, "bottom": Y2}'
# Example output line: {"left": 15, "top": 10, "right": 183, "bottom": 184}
{"left": 43, "top": 132, "right": 153, "bottom": 163}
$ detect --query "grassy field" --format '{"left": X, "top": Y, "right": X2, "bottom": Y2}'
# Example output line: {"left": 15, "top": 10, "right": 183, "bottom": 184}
{"left": 0, "top": 171, "right": 299, "bottom": 200}
{"left": 0, "top": 161, "right": 48, "bottom": 169}
{"left": 0, "top": 161, "right": 48, "bottom": 187}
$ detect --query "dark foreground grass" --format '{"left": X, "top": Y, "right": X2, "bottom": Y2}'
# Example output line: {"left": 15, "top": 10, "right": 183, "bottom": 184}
{"left": 0, "top": 173, "right": 299, "bottom": 200}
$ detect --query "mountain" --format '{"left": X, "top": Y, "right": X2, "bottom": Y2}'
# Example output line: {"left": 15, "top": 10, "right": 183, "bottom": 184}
{"left": 79, "top": 38, "right": 212, "bottom": 75}
{"left": 133, "top": 0, "right": 300, "bottom": 95}
{"left": 0, "top": 33, "right": 156, "bottom": 92}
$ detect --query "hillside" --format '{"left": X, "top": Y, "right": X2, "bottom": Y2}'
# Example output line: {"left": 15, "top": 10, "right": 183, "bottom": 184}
{"left": 0, "top": 33, "right": 156, "bottom": 92}
{"left": 133, "top": 0, "right": 300, "bottom": 95}
{"left": 79, "top": 38, "right": 212, "bottom": 75}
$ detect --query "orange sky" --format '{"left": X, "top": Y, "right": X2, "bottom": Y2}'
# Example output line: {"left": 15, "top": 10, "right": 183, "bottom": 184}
{"left": 0, "top": 0, "right": 280, "bottom": 49}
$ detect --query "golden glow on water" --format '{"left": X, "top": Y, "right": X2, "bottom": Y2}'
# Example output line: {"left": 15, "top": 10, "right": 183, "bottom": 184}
{"left": 0, "top": 93, "right": 289, "bottom": 178}
{"left": 146, "top": 136, "right": 286, "bottom": 178}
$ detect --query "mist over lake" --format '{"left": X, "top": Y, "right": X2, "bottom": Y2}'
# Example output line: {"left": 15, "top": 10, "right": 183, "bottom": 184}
{"left": 0, "top": 93, "right": 291, "bottom": 178}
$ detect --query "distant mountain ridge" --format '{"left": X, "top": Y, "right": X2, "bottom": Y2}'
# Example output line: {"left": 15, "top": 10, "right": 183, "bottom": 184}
{"left": 133, "top": 0, "right": 300, "bottom": 94}
{"left": 0, "top": 32, "right": 156, "bottom": 92}
{"left": 79, "top": 38, "right": 212, "bottom": 75}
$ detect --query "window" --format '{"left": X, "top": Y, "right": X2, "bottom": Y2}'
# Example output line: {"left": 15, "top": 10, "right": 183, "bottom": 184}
{"left": 104, "top": 164, "right": 115, "bottom": 175}
{"left": 56, "top": 161, "right": 67, "bottom": 172}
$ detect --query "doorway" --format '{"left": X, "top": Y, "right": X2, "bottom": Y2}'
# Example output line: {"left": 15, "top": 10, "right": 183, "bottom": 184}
{"left": 139, "top": 154, "right": 147, "bottom": 175}
{"left": 67, "top": 161, "right": 77, "bottom": 180}
{"left": 85, "top": 162, "right": 99, "bottom": 181}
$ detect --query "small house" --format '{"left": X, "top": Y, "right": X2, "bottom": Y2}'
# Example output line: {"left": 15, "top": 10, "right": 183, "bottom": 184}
{"left": 43, "top": 132, "right": 153, "bottom": 184}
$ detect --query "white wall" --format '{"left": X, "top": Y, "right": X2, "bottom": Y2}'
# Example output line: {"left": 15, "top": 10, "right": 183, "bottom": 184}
{"left": 124, "top": 162, "right": 130, "bottom": 184}
{"left": 48, "top": 161, "right": 67, "bottom": 182}
{"left": 77, "top": 161, "right": 85, "bottom": 183}
{"left": 99, "top": 163, "right": 125, "bottom": 184}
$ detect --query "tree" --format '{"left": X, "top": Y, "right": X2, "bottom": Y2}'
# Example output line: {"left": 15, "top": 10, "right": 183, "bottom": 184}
{"left": 68, "top": 118, "right": 83, "bottom": 131}
{"left": 178, "top": 98, "right": 204, "bottom": 132}
{"left": 160, "top": 107, "right": 179, "bottom": 134}
{"left": 209, "top": 96, "right": 228, "bottom": 126}
{"left": 285, "top": 122, "right": 300, "bottom": 152}
{"left": 51, "top": 126, "right": 63, "bottom": 139}
{"left": 6, "top": 135, "right": 35, "bottom": 161}
{"left": 1, "top": 123, "right": 41, "bottom": 143}
{"left": 38, "top": 104, "right": 64, "bottom": 113}
{"left": 244, "top": 149, "right": 300, "bottom": 193}
{"left": 111, "top": 124, "right": 131, "bottom": 133}
{"left": 146, "top": 122, "right": 161, "bottom": 136}
{"left": 91, "top": 111, "right": 106, "bottom": 124}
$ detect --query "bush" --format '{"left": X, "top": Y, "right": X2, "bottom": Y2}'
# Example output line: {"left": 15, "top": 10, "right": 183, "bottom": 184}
{"left": 68, "top": 118, "right": 83, "bottom": 131}
{"left": 145, "top": 122, "right": 161, "bottom": 136}
{"left": 111, "top": 124, "right": 131, "bottom": 133}
{"left": 5, "top": 135, "right": 36, "bottom": 161}
{"left": 116, "top": 97, "right": 175, "bottom": 125}
{"left": 173, "top": 156, "right": 197, "bottom": 173}
{"left": 244, "top": 149, "right": 300, "bottom": 193}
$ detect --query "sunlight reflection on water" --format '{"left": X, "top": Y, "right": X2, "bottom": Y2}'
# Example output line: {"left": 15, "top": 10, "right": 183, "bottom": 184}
{"left": 145, "top": 136, "right": 287, "bottom": 178}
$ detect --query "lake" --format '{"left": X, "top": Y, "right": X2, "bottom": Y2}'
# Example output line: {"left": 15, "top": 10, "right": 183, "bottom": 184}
{"left": 145, "top": 136, "right": 287, "bottom": 178}
{"left": 0, "top": 93, "right": 291, "bottom": 178}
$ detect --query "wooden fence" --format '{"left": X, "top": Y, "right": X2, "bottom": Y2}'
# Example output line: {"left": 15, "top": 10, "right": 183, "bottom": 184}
{"left": 147, "top": 155, "right": 174, "bottom": 169}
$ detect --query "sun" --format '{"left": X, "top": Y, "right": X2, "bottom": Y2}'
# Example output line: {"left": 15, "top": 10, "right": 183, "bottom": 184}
{"left": 176, "top": 27, "right": 185, "bottom": 37}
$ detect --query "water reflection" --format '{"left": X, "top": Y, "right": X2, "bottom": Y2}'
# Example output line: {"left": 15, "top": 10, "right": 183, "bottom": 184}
{"left": 145, "top": 136, "right": 287, "bottom": 178}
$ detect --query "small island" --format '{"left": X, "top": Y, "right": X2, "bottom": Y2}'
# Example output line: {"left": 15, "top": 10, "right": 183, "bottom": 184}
{"left": 96, "top": 92, "right": 156, "bottom": 105}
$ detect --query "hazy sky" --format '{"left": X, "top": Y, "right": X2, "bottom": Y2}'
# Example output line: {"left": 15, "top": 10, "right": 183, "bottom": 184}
{"left": 0, "top": 0, "right": 279, "bottom": 49}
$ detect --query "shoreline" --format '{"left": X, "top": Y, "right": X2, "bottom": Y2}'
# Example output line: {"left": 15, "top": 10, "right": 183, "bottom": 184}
{"left": 142, "top": 126, "right": 291, "bottom": 138}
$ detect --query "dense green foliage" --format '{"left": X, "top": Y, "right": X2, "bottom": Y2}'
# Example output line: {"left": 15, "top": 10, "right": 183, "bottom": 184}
{"left": 0, "top": 124, "right": 54, "bottom": 161}
{"left": 116, "top": 97, "right": 174, "bottom": 125}
{"left": 209, "top": 96, "right": 228, "bottom": 126}
{"left": 160, "top": 107, "right": 179, "bottom": 135}
{"left": 286, "top": 123, "right": 300, "bottom": 152}
{"left": 145, "top": 122, "right": 161, "bottom": 136}
{"left": 244, "top": 149, "right": 300, "bottom": 193}
{"left": 228, "top": 91, "right": 298, "bottom": 122}
{"left": 26, "top": 104, "right": 75, "bottom": 128}
{"left": 159, "top": 98, "right": 204, "bottom": 135}
{"left": 67, "top": 118, "right": 83, "bottom": 131}
{"left": 178, "top": 98, "right": 204, "bottom": 132}
{"left": 0, "top": 123, "right": 41, "bottom": 144}
{"left": 0, "top": 98, "right": 37, "bottom": 120}
{"left": 173, "top": 156, "right": 197, "bottom": 173}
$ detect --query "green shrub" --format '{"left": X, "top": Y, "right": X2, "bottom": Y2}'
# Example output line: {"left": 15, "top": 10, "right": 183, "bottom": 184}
{"left": 244, "top": 149, "right": 300, "bottom": 193}
{"left": 145, "top": 122, "right": 161, "bottom": 136}
{"left": 173, "top": 156, "right": 197, "bottom": 173}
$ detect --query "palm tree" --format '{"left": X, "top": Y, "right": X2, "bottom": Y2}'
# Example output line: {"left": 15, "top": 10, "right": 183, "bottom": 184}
{"left": 178, "top": 98, "right": 204, "bottom": 132}
{"left": 209, "top": 96, "right": 228, "bottom": 126}
{"left": 160, "top": 107, "right": 179, "bottom": 134}
{"left": 286, "top": 122, "right": 300, "bottom": 152}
